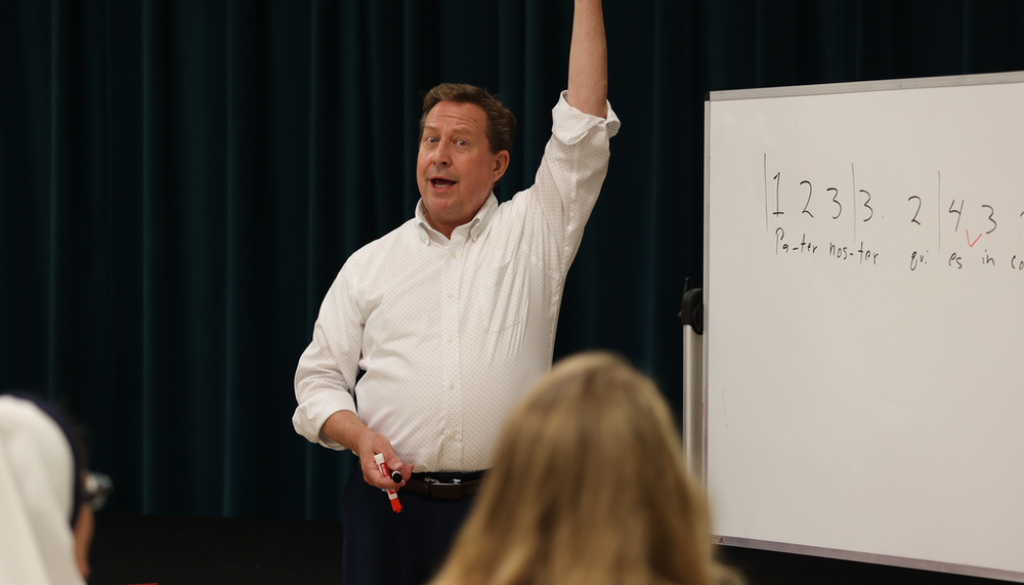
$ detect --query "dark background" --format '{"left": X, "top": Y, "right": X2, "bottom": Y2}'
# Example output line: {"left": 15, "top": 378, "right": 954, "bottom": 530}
{"left": 2, "top": 1, "right": 1022, "bottom": 583}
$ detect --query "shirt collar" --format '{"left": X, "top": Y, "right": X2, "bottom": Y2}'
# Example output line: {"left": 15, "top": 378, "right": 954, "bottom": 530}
{"left": 415, "top": 193, "right": 498, "bottom": 246}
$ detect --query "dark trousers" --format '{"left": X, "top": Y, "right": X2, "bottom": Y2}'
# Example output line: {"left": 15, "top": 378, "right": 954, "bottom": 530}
{"left": 341, "top": 470, "right": 479, "bottom": 585}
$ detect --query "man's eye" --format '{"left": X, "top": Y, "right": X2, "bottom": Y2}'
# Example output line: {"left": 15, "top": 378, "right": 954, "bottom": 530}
{"left": 457, "top": 140, "right": 467, "bottom": 147}
{"left": 426, "top": 137, "right": 437, "bottom": 144}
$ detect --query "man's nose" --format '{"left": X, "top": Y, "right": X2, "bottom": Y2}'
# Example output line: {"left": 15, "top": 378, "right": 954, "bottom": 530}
{"left": 432, "top": 141, "right": 451, "bottom": 166}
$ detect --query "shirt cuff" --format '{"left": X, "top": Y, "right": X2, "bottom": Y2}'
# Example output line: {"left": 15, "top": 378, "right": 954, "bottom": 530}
{"left": 292, "top": 390, "right": 358, "bottom": 451}
{"left": 551, "top": 90, "right": 621, "bottom": 144}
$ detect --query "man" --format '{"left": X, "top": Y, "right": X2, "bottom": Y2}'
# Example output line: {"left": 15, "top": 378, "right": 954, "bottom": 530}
{"left": 293, "top": 1, "right": 618, "bottom": 583}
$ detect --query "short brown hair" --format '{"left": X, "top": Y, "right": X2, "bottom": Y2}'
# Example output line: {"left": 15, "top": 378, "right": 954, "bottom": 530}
{"left": 419, "top": 83, "right": 516, "bottom": 154}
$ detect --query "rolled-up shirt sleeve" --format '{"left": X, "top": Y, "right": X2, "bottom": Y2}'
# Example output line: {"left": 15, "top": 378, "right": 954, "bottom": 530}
{"left": 526, "top": 91, "right": 621, "bottom": 280}
{"left": 293, "top": 264, "right": 363, "bottom": 450}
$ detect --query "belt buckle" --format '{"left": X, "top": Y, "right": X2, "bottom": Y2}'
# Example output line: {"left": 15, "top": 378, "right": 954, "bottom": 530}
{"left": 423, "top": 477, "right": 463, "bottom": 499}
{"left": 423, "top": 477, "right": 461, "bottom": 486}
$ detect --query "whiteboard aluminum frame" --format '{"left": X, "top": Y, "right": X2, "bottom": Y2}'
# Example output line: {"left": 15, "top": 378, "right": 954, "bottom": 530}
{"left": 717, "top": 537, "right": 1024, "bottom": 582}
{"left": 708, "top": 70, "right": 1024, "bottom": 102}
{"left": 702, "top": 70, "right": 1024, "bottom": 584}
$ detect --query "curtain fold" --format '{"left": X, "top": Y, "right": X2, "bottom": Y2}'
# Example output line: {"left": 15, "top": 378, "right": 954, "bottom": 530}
{"left": 2, "top": 0, "right": 1023, "bottom": 519}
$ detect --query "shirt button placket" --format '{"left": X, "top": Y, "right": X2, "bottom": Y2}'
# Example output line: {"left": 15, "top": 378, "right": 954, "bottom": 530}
{"left": 440, "top": 240, "right": 463, "bottom": 469}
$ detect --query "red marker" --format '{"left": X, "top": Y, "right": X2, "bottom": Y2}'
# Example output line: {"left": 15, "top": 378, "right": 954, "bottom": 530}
{"left": 373, "top": 453, "right": 402, "bottom": 513}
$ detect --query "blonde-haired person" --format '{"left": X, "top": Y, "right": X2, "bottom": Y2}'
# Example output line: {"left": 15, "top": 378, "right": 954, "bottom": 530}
{"left": 428, "top": 351, "right": 741, "bottom": 585}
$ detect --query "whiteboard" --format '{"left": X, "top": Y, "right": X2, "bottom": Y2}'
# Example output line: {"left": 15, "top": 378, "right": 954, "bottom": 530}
{"left": 703, "top": 72, "right": 1024, "bottom": 582}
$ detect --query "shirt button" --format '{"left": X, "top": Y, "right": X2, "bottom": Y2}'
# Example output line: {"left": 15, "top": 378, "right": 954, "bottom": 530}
{"left": 447, "top": 337, "right": 453, "bottom": 343}
{"left": 450, "top": 251, "right": 457, "bottom": 258}
{"left": 447, "top": 293, "right": 453, "bottom": 299}
{"left": 448, "top": 432, "right": 457, "bottom": 440}
{"left": 448, "top": 382, "right": 455, "bottom": 389}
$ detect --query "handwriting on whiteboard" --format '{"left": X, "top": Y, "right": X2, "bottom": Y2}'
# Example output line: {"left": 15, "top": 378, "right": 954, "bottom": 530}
{"left": 763, "top": 153, "right": 1024, "bottom": 273}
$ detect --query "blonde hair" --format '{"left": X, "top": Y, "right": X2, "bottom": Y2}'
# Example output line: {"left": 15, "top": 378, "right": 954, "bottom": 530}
{"left": 429, "top": 351, "right": 740, "bottom": 585}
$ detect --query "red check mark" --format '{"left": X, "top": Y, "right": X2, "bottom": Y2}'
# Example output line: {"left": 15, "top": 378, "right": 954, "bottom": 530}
{"left": 966, "top": 229, "right": 982, "bottom": 248}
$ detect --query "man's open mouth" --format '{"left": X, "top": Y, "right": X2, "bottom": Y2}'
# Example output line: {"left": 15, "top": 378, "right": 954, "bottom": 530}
{"left": 431, "top": 178, "right": 456, "bottom": 188}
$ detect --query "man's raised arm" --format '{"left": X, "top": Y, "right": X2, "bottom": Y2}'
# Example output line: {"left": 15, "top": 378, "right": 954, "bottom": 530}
{"left": 566, "top": 0, "right": 608, "bottom": 118}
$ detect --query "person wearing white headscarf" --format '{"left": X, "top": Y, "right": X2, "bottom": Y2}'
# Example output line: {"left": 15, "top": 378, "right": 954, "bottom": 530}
{"left": 0, "top": 393, "right": 90, "bottom": 585}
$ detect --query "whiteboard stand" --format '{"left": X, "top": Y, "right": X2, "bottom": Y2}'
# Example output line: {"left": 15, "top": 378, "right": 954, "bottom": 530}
{"left": 679, "top": 278, "right": 703, "bottom": 482}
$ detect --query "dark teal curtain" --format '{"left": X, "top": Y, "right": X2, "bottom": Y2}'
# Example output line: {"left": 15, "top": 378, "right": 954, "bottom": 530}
{"left": 2, "top": 0, "right": 1023, "bottom": 520}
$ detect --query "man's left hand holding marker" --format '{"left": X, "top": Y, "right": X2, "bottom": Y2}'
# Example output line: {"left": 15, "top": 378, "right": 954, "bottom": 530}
{"left": 374, "top": 454, "right": 403, "bottom": 513}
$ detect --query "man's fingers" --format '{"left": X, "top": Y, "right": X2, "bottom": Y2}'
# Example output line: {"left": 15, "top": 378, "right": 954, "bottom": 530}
{"left": 353, "top": 432, "right": 417, "bottom": 489}
{"left": 381, "top": 457, "right": 412, "bottom": 488}
{"left": 400, "top": 463, "right": 414, "bottom": 481}
{"left": 385, "top": 454, "right": 409, "bottom": 476}
{"left": 380, "top": 462, "right": 414, "bottom": 490}
{"left": 387, "top": 454, "right": 403, "bottom": 471}
{"left": 361, "top": 458, "right": 387, "bottom": 489}
{"left": 387, "top": 462, "right": 415, "bottom": 488}
{"left": 359, "top": 451, "right": 411, "bottom": 490}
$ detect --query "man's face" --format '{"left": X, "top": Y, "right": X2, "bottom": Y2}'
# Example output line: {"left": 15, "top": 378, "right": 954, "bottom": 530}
{"left": 417, "top": 101, "right": 509, "bottom": 236}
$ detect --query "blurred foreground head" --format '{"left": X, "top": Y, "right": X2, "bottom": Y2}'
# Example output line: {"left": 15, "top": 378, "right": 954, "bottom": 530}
{"left": 0, "top": 393, "right": 91, "bottom": 585}
{"left": 431, "top": 351, "right": 741, "bottom": 585}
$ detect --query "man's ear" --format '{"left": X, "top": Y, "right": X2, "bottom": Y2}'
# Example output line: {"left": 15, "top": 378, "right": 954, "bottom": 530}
{"left": 492, "top": 150, "right": 510, "bottom": 182}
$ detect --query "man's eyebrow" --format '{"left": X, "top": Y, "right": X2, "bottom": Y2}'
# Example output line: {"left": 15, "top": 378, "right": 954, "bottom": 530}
{"left": 423, "top": 123, "right": 477, "bottom": 134}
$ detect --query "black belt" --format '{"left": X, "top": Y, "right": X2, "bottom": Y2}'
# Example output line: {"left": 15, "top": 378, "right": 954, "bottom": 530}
{"left": 402, "top": 471, "right": 486, "bottom": 500}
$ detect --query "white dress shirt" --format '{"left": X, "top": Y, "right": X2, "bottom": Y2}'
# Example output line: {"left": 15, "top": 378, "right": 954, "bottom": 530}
{"left": 293, "top": 92, "right": 620, "bottom": 472}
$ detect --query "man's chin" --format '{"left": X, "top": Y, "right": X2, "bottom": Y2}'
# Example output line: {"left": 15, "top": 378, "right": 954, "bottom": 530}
{"left": 422, "top": 193, "right": 457, "bottom": 213}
